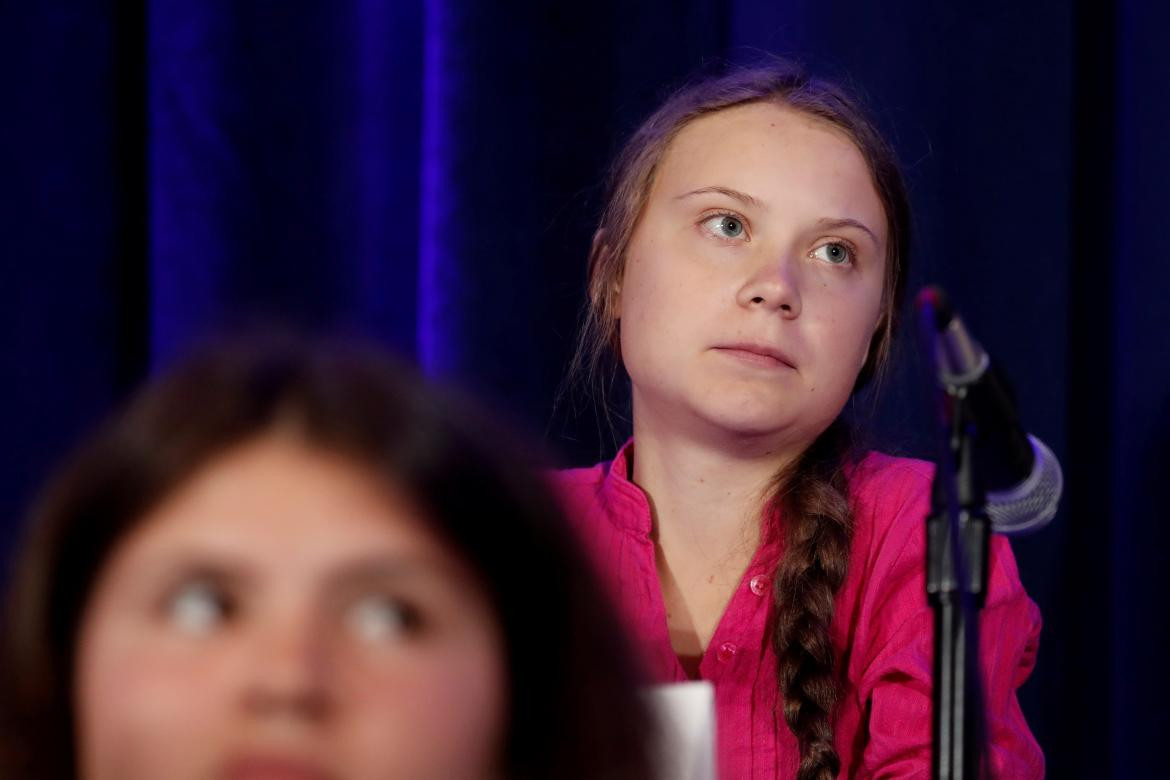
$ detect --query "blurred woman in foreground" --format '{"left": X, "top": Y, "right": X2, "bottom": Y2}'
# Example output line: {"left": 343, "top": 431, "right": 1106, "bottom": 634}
{"left": 0, "top": 336, "right": 653, "bottom": 779}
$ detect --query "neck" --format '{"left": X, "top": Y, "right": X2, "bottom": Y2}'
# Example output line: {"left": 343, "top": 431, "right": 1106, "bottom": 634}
{"left": 629, "top": 395, "right": 803, "bottom": 559}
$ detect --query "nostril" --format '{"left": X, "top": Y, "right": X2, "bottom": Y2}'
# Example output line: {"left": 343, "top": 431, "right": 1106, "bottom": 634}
{"left": 780, "top": 303, "right": 792, "bottom": 312}
{"left": 751, "top": 296, "right": 765, "bottom": 304}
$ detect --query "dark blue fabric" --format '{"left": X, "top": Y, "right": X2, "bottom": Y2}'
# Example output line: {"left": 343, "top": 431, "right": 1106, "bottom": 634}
{"left": 2, "top": 1, "right": 1166, "bottom": 774}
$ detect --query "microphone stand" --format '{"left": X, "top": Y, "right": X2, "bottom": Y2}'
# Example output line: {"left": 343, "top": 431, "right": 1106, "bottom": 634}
{"left": 919, "top": 301, "right": 991, "bottom": 780}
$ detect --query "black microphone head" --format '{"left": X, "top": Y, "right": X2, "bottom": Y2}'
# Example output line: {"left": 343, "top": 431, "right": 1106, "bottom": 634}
{"left": 914, "top": 285, "right": 954, "bottom": 332}
{"left": 916, "top": 285, "right": 986, "bottom": 382}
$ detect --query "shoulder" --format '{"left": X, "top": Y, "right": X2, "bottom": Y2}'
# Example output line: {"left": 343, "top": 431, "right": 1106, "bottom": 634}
{"left": 543, "top": 461, "right": 618, "bottom": 542}
{"left": 545, "top": 441, "right": 652, "bottom": 547}
{"left": 844, "top": 450, "right": 1038, "bottom": 656}
{"left": 847, "top": 451, "right": 935, "bottom": 559}
{"left": 545, "top": 462, "right": 609, "bottom": 510}
{"left": 846, "top": 451, "right": 1030, "bottom": 601}
{"left": 545, "top": 439, "right": 637, "bottom": 520}
{"left": 547, "top": 462, "right": 609, "bottom": 489}
{"left": 842, "top": 452, "right": 1043, "bottom": 775}
{"left": 850, "top": 451, "right": 934, "bottom": 508}
{"left": 837, "top": 452, "right": 936, "bottom": 644}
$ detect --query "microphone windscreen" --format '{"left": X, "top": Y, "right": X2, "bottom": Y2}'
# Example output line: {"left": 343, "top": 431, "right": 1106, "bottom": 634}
{"left": 987, "top": 434, "right": 1063, "bottom": 535}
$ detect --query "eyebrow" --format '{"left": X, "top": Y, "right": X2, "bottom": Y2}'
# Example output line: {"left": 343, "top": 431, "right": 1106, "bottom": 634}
{"left": 324, "top": 557, "right": 449, "bottom": 589}
{"left": 675, "top": 186, "right": 766, "bottom": 210}
{"left": 142, "top": 552, "right": 451, "bottom": 593}
{"left": 815, "top": 217, "right": 881, "bottom": 247}
{"left": 131, "top": 559, "right": 254, "bottom": 605}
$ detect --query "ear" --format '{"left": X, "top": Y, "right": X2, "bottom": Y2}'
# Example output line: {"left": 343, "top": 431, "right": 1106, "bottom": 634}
{"left": 861, "top": 313, "right": 886, "bottom": 371}
{"left": 589, "top": 228, "right": 622, "bottom": 312}
{"left": 589, "top": 227, "right": 607, "bottom": 259}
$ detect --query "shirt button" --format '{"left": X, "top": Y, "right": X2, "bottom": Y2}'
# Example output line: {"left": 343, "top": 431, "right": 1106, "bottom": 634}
{"left": 749, "top": 575, "right": 770, "bottom": 597}
{"left": 716, "top": 642, "right": 738, "bottom": 663}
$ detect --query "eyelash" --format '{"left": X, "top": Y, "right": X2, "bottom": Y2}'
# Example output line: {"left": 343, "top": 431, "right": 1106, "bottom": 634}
{"left": 698, "top": 210, "right": 750, "bottom": 243}
{"left": 810, "top": 239, "right": 858, "bottom": 267}
{"left": 345, "top": 594, "right": 425, "bottom": 644}
{"left": 160, "top": 579, "right": 237, "bottom": 634}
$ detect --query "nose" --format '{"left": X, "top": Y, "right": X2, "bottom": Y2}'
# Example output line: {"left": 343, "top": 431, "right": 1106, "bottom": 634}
{"left": 735, "top": 251, "right": 802, "bottom": 318}
{"left": 240, "top": 610, "right": 332, "bottom": 722}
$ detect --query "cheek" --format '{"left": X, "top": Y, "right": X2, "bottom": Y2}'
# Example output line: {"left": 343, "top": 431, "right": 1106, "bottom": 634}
{"left": 810, "top": 290, "right": 884, "bottom": 387}
{"left": 76, "top": 626, "right": 231, "bottom": 778}
{"left": 618, "top": 243, "right": 714, "bottom": 384}
{"left": 339, "top": 625, "right": 506, "bottom": 777}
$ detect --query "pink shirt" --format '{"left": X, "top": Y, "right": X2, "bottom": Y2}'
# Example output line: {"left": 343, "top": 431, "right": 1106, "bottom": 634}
{"left": 552, "top": 440, "right": 1043, "bottom": 779}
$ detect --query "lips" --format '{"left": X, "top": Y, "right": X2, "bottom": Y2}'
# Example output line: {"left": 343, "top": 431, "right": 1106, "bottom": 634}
{"left": 220, "top": 755, "right": 337, "bottom": 780}
{"left": 712, "top": 342, "right": 797, "bottom": 370}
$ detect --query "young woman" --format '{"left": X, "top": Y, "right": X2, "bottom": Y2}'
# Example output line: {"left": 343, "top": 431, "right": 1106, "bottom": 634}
{"left": 0, "top": 337, "right": 654, "bottom": 779}
{"left": 554, "top": 62, "right": 1043, "bottom": 778}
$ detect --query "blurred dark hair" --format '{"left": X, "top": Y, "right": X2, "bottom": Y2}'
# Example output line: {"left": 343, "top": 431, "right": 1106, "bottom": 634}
{"left": 0, "top": 335, "right": 654, "bottom": 779}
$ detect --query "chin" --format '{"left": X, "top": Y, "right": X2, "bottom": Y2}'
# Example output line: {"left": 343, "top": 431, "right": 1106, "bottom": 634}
{"left": 691, "top": 388, "right": 840, "bottom": 447}
{"left": 694, "top": 404, "right": 802, "bottom": 441}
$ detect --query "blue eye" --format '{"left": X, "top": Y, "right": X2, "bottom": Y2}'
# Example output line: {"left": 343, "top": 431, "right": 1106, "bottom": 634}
{"left": 166, "top": 581, "right": 232, "bottom": 635}
{"left": 702, "top": 214, "right": 747, "bottom": 240}
{"left": 346, "top": 596, "right": 417, "bottom": 644}
{"left": 812, "top": 242, "right": 854, "bottom": 266}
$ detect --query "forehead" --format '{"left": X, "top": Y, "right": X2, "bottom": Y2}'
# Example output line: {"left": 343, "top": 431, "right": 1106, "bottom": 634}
{"left": 653, "top": 101, "right": 886, "bottom": 237}
{"left": 109, "top": 436, "right": 446, "bottom": 573}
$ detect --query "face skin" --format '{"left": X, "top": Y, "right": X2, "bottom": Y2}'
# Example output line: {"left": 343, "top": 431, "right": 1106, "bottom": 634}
{"left": 75, "top": 435, "right": 506, "bottom": 780}
{"left": 618, "top": 101, "right": 889, "bottom": 455}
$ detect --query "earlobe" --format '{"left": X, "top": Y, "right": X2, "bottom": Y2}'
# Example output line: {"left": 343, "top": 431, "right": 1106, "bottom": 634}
{"left": 589, "top": 227, "right": 623, "bottom": 315}
{"left": 588, "top": 229, "right": 610, "bottom": 307}
{"left": 590, "top": 228, "right": 607, "bottom": 259}
{"left": 861, "top": 316, "right": 884, "bottom": 371}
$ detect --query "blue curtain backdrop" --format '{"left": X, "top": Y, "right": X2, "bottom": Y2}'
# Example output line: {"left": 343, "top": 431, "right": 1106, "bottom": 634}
{"left": 2, "top": 2, "right": 1167, "bottom": 775}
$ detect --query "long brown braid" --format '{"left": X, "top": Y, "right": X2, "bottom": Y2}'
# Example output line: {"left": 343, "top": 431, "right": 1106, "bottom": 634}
{"left": 770, "top": 420, "right": 856, "bottom": 779}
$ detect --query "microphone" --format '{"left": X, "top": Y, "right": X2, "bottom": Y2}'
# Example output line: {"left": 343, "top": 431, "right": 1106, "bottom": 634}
{"left": 916, "top": 286, "right": 1063, "bottom": 536}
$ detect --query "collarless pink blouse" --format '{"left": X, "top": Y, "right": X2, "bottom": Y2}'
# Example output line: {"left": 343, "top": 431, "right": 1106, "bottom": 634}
{"left": 552, "top": 440, "right": 1043, "bottom": 779}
